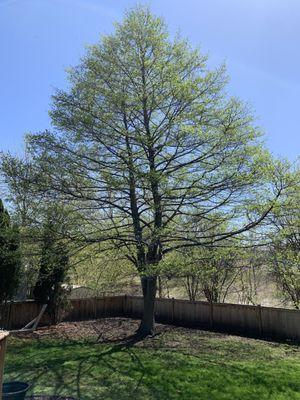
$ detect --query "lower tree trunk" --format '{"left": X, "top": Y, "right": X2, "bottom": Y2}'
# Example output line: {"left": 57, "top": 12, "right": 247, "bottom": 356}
{"left": 137, "top": 276, "right": 157, "bottom": 336}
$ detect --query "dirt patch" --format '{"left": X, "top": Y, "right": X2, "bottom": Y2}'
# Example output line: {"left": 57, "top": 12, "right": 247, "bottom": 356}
{"left": 11, "top": 318, "right": 170, "bottom": 342}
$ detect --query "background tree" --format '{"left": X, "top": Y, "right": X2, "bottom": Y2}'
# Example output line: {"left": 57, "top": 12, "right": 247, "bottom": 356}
{"left": 272, "top": 251, "right": 300, "bottom": 308}
{"left": 0, "top": 199, "right": 22, "bottom": 304}
{"left": 268, "top": 172, "right": 300, "bottom": 308}
{"left": 7, "top": 7, "right": 291, "bottom": 335}
{"left": 162, "top": 245, "right": 239, "bottom": 302}
{"left": 237, "top": 259, "right": 263, "bottom": 305}
{"left": 33, "top": 208, "right": 70, "bottom": 324}
{"left": 70, "top": 244, "right": 136, "bottom": 296}
{"left": 0, "top": 156, "right": 42, "bottom": 298}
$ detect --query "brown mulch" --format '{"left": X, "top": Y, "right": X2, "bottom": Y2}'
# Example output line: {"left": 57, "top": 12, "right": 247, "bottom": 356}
{"left": 10, "top": 318, "right": 171, "bottom": 343}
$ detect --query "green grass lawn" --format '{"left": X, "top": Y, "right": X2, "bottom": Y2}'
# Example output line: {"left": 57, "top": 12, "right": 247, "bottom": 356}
{"left": 3, "top": 320, "right": 300, "bottom": 400}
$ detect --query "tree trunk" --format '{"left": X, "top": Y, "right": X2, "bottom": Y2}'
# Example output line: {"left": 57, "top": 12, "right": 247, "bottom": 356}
{"left": 137, "top": 276, "right": 157, "bottom": 336}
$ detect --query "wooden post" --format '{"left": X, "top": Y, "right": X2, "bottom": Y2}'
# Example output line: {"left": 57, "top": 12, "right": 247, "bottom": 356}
{"left": 0, "top": 331, "right": 9, "bottom": 399}
{"left": 172, "top": 298, "right": 175, "bottom": 323}
{"left": 209, "top": 302, "right": 214, "bottom": 330}
{"left": 123, "top": 295, "right": 127, "bottom": 317}
{"left": 257, "top": 304, "right": 263, "bottom": 337}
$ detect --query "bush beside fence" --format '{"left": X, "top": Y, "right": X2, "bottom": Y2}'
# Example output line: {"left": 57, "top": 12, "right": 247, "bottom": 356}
{"left": 1, "top": 296, "right": 300, "bottom": 342}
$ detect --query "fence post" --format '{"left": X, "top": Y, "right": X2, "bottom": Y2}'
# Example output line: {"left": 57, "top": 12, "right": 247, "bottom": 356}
{"left": 103, "top": 296, "right": 106, "bottom": 318}
{"left": 3, "top": 303, "right": 12, "bottom": 330}
{"left": 209, "top": 302, "right": 214, "bottom": 330}
{"left": 172, "top": 297, "right": 175, "bottom": 323}
{"left": 93, "top": 298, "right": 97, "bottom": 319}
{"left": 123, "top": 295, "right": 127, "bottom": 317}
{"left": 257, "top": 304, "right": 263, "bottom": 337}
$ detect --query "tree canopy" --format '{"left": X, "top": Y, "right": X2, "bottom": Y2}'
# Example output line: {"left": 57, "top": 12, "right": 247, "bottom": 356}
{"left": 2, "top": 6, "right": 294, "bottom": 334}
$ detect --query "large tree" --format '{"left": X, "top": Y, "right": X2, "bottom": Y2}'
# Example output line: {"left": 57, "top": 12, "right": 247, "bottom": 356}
{"left": 8, "top": 7, "right": 290, "bottom": 335}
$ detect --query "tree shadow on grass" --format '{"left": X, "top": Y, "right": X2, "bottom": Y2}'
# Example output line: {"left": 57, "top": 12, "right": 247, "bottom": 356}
{"left": 4, "top": 334, "right": 300, "bottom": 400}
{"left": 4, "top": 335, "right": 148, "bottom": 400}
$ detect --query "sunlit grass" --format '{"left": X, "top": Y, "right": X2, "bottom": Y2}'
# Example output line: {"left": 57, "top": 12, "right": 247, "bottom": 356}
{"left": 4, "top": 328, "right": 300, "bottom": 400}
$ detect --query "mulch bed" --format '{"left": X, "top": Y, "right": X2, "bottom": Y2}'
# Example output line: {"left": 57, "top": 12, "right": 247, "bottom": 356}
{"left": 11, "top": 318, "right": 171, "bottom": 343}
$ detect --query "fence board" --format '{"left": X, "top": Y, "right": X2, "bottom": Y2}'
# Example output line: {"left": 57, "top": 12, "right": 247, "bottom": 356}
{"left": 261, "top": 306, "right": 300, "bottom": 341}
{"left": 212, "top": 303, "right": 261, "bottom": 336}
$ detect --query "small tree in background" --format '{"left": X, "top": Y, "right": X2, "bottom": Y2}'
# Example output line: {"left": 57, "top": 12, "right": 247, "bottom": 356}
{"left": 1, "top": 156, "right": 42, "bottom": 299}
{"left": 163, "top": 245, "right": 239, "bottom": 302}
{"left": 0, "top": 198, "right": 22, "bottom": 304}
{"left": 70, "top": 245, "right": 136, "bottom": 296}
{"left": 33, "top": 209, "right": 70, "bottom": 324}
{"left": 273, "top": 251, "right": 300, "bottom": 308}
{"left": 269, "top": 175, "right": 300, "bottom": 308}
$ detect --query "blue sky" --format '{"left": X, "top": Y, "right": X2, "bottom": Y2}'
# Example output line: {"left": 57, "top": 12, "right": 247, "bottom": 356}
{"left": 1, "top": 0, "right": 299, "bottom": 160}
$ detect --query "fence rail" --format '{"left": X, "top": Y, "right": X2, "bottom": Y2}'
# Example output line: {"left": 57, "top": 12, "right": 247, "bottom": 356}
{"left": 1, "top": 296, "right": 300, "bottom": 342}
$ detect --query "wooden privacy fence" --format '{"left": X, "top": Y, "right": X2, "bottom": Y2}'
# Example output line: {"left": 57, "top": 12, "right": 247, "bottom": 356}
{"left": 0, "top": 297, "right": 125, "bottom": 330}
{"left": 1, "top": 296, "right": 300, "bottom": 342}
